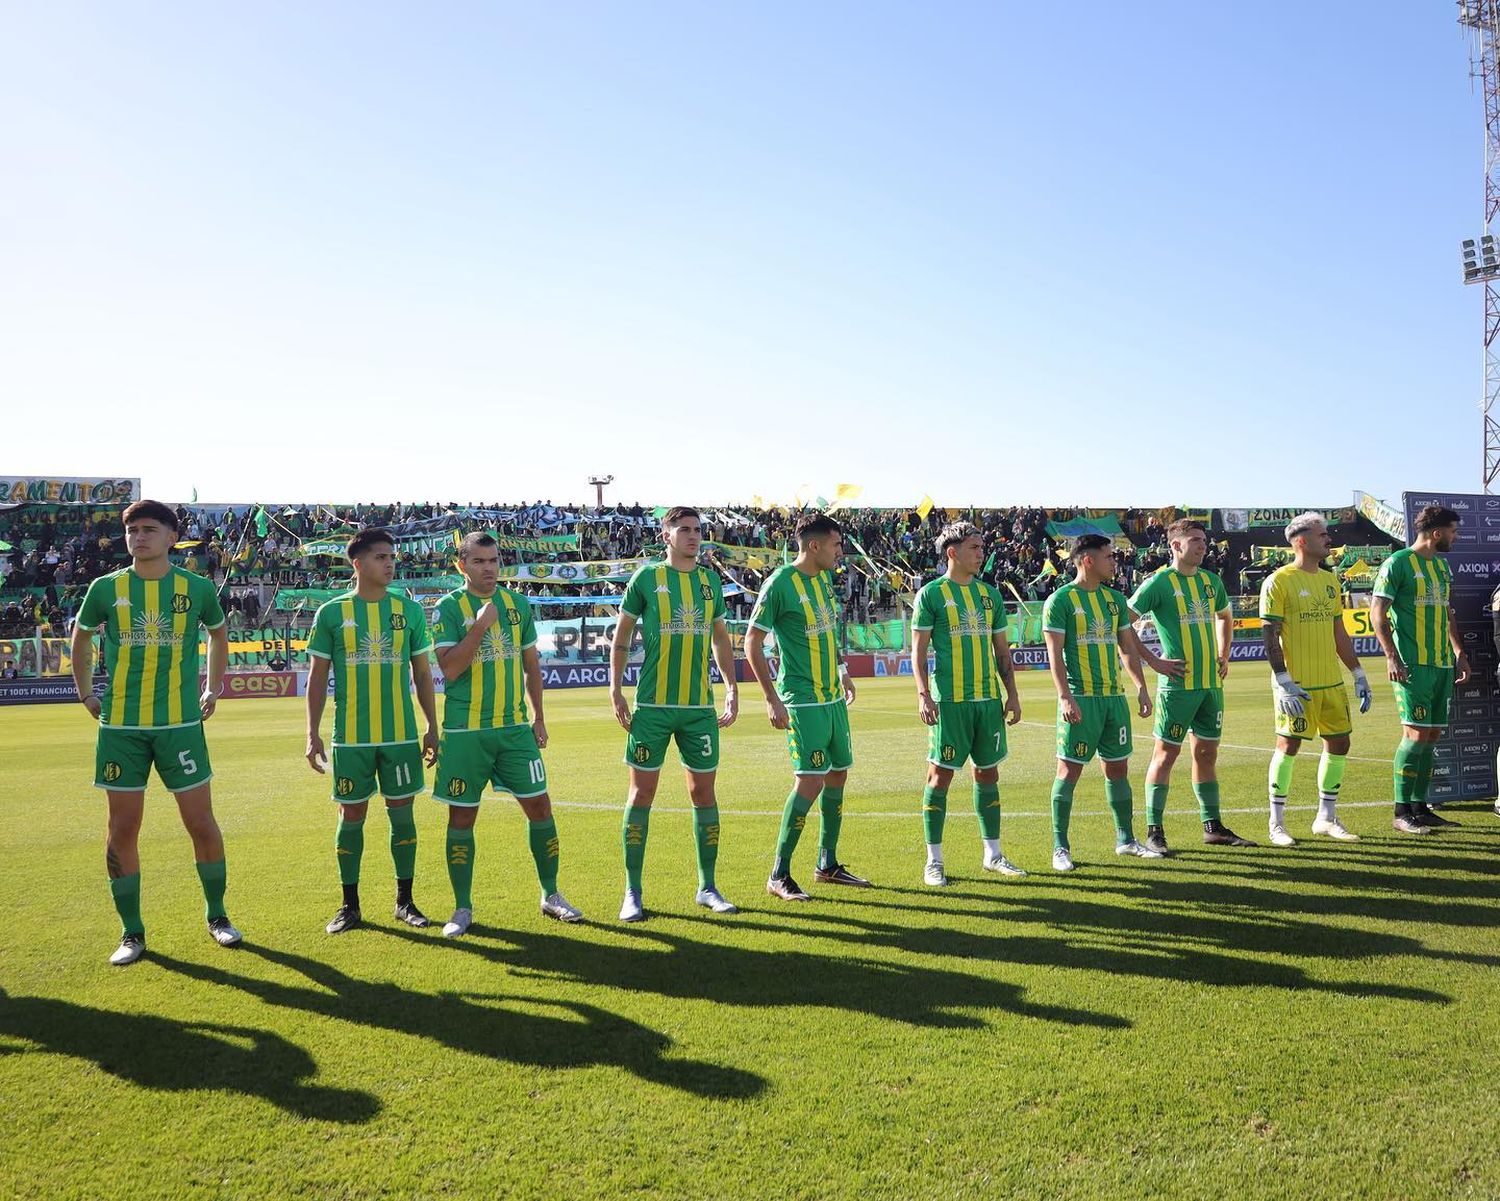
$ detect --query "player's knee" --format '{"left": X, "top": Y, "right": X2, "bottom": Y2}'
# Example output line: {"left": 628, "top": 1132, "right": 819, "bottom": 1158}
{"left": 974, "top": 766, "right": 999, "bottom": 786}
{"left": 1325, "top": 737, "right": 1350, "bottom": 756}
{"left": 794, "top": 775, "right": 824, "bottom": 799}
{"left": 927, "top": 764, "right": 955, "bottom": 788}
{"left": 1154, "top": 743, "right": 1180, "bottom": 768}
{"left": 1103, "top": 760, "right": 1130, "bottom": 781}
{"left": 825, "top": 769, "right": 849, "bottom": 789}
{"left": 447, "top": 805, "right": 478, "bottom": 831}
{"left": 1192, "top": 741, "right": 1217, "bottom": 765}
{"left": 518, "top": 795, "right": 551, "bottom": 821}
{"left": 339, "top": 801, "right": 370, "bottom": 822}
{"left": 686, "top": 778, "right": 716, "bottom": 807}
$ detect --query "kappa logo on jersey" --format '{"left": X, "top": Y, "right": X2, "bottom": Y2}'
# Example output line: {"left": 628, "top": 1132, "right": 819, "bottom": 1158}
{"left": 940, "top": 744, "right": 957, "bottom": 763}
{"left": 336, "top": 776, "right": 356, "bottom": 797}
{"left": 446, "top": 777, "right": 468, "bottom": 798}
{"left": 810, "top": 749, "right": 827, "bottom": 769}
{"left": 390, "top": 612, "right": 407, "bottom": 630}
{"left": 170, "top": 593, "right": 192, "bottom": 614}
{"left": 103, "top": 761, "right": 122, "bottom": 782}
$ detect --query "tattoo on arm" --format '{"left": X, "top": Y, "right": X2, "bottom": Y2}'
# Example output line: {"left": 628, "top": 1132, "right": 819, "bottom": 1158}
{"left": 1262, "top": 623, "right": 1287, "bottom": 674}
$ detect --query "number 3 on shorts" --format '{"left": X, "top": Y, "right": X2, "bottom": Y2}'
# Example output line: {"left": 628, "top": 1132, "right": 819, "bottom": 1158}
{"left": 179, "top": 750, "right": 197, "bottom": 775}
{"left": 700, "top": 734, "right": 713, "bottom": 758}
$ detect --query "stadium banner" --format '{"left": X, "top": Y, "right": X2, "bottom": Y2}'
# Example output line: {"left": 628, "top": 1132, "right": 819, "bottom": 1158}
{"left": 0, "top": 476, "right": 140, "bottom": 505}
{"left": 498, "top": 559, "right": 645, "bottom": 583}
{"left": 1245, "top": 505, "right": 1356, "bottom": 528}
{"left": 1403, "top": 491, "right": 1500, "bottom": 802}
{"left": 1355, "top": 491, "right": 1407, "bottom": 541}
{"left": 539, "top": 660, "right": 750, "bottom": 690}
{"left": 704, "top": 541, "right": 782, "bottom": 568}
{"left": 0, "top": 676, "right": 105, "bottom": 705}
{"left": 1045, "top": 516, "right": 1123, "bottom": 540}
{"left": 0, "top": 635, "right": 75, "bottom": 677}
{"left": 470, "top": 531, "right": 580, "bottom": 552}
{"left": 221, "top": 671, "right": 299, "bottom": 698}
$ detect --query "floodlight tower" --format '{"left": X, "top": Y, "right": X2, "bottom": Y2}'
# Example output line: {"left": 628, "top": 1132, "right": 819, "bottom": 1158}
{"left": 1459, "top": 0, "right": 1500, "bottom": 491}
{"left": 587, "top": 474, "right": 615, "bottom": 509}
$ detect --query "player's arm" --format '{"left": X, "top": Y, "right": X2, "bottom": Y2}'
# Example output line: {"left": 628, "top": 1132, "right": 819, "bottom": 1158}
{"left": 1369, "top": 595, "right": 1405, "bottom": 681}
{"left": 1042, "top": 628, "right": 1080, "bottom": 725}
{"left": 199, "top": 623, "right": 228, "bottom": 720}
{"left": 911, "top": 627, "right": 938, "bottom": 725}
{"left": 70, "top": 619, "right": 100, "bottom": 719}
{"left": 436, "top": 603, "right": 497, "bottom": 682}
{"left": 1127, "top": 606, "right": 1183, "bottom": 681}
{"left": 1215, "top": 608, "right": 1233, "bottom": 680}
{"left": 608, "top": 610, "right": 637, "bottom": 730}
{"left": 410, "top": 650, "right": 440, "bottom": 764}
{"left": 744, "top": 625, "right": 789, "bottom": 730}
{"left": 1116, "top": 622, "right": 1153, "bottom": 718}
{"left": 522, "top": 645, "right": 547, "bottom": 749}
{"left": 1333, "top": 616, "right": 1372, "bottom": 712}
{"left": 1448, "top": 604, "right": 1470, "bottom": 683}
{"left": 305, "top": 655, "right": 331, "bottom": 772}
{"left": 711, "top": 618, "right": 739, "bottom": 729}
{"left": 992, "top": 627, "right": 1021, "bottom": 725}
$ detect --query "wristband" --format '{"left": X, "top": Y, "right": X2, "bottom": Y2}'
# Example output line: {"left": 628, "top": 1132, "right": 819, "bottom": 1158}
{"left": 1273, "top": 671, "right": 1294, "bottom": 689}
{"left": 1352, "top": 667, "right": 1368, "bottom": 685}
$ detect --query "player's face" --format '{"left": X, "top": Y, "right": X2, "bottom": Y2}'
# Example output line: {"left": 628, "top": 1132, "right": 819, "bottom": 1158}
{"left": 1085, "top": 546, "right": 1116, "bottom": 581}
{"left": 810, "top": 533, "right": 844, "bottom": 571}
{"left": 1296, "top": 524, "right": 1331, "bottom": 559}
{"left": 353, "top": 544, "right": 396, "bottom": 586}
{"left": 951, "top": 536, "right": 984, "bottom": 575}
{"left": 1430, "top": 522, "right": 1459, "bottom": 552}
{"left": 665, "top": 517, "right": 702, "bottom": 558}
{"left": 460, "top": 546, "right": 499, "bottom": 593}
{"left": 1173, "top": 530, "right": 1206, "bottom": 568}
{"left": 125, "top": 519, "right": 174, "bottom": 563}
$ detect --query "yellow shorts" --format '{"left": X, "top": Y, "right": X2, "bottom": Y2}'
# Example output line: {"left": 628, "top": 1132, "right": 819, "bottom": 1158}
{"left": 1274, "top": 684, "right": 1350, "bottom": 741}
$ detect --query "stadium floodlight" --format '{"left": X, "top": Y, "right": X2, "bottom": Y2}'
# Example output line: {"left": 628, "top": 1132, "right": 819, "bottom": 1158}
{"left": 587, "top": 474, "right": 615, "bottom": 509}
{"left": 1461, "top": 233, "right": 1500, "bottom": 283}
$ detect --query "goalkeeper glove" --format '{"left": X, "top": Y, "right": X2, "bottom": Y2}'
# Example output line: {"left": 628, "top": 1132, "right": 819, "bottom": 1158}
{"left": 1353, "top": 667, "right": 1372, "bottom": 714}
{"left": 1273, "top": 671, "right": 1310, "bottom": 718}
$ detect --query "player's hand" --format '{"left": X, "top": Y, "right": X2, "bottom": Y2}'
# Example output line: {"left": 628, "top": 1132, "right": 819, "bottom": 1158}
{"left": 1217, "top": 652, "right": 1230, "bottom": 681}
{"left": 1353, "top": 670, "right": 1372, "bottom": 715}
{"left": 1060, "top": 693, "right": 1082, "bottom": 725}
{"left": 199, "top": 687, "right": 219, "bottom": 721}
{"left": 1003, "top": 692, "right": 1022, "bottom": 726}
{"left": 918, "top": 692, "right": 939, "bottom": 726}
{"left": 1154, "top": 656, "right": 1186, "bottom": 681}
{"left": 717, "top": 688, "right": 738, "bottom": 729}
{"left": 475, "top": 601, "right": 499, "bottom": 630}
{"left": 81, "top": 694, "right": 102, "bottom": 721}
{"left": 842, "top": 672, "right": 856, "bottom": 706}
{"left": 1455, "top": 651, "right": 1471, "bottom": 685}
{"left": 306, "top": 732, "right": 328, "bottom": 774}
{"left": 1386, "top": 654, "right": 1409, "bottom": 684}
{"left": 1273, "top": 672, "right": 1309, "bottom": 718}
{"left": 423, "top": 727, "right": 441, "bottom": 765}
{"left": 1137, "top": 686, "right": 1153, "bottom": 719}
{"left": 766, "top": 696, "right": 790, "bottom": 730}
{"left": 610, "top": 688, "right": 633, "bottom": 731}
{"left": 532, "top": 718, "right": 548, "bottom": 750}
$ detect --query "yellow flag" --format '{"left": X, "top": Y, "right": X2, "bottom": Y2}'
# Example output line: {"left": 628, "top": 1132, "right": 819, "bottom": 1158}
{"left": 793, "top": 484, "right": 812, "bottom": 508}
{"left": 751, "top": 495, "right": 765, "bottom": 510}
{"left": 916, "top": 495, "right": 935, "bottom": 521}
{"left": 828, "top": 483, "right": 864, "bottom": 512}
{"left": 1040, "top": 559, "right": 1058, "bottom": 577}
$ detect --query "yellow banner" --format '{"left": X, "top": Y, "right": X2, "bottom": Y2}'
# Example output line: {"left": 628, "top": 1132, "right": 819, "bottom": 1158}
{"left": 1233, "top": 608, "right": 1375, "bottom": 637}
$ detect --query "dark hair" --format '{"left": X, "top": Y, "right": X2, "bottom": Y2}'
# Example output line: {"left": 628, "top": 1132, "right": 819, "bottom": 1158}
{"left": 121, "top": 499, "right": 179, "bottom": 533}
{"left": 1415, "top": 505, "right": 1461, "bottom": 534}
{"left": 936, "top": 521, "right": 982, "bottom": 559}
{"left": 796, "top": 514, "right": 843, "bottom": 544}
{"left": 662, "top": 506, "right": 700, "bottom": 529}
{"left": 1071, "top": 533, "right": 1112, "bottom": 558}
{"left": 457, "top": 531, "right": 499, "bottom": 560}
{"left": 1165, "top": 518, "right": 1206, "bottom": 542}
{"left": 346, "top": 527, "right": 395, "bottom": 560}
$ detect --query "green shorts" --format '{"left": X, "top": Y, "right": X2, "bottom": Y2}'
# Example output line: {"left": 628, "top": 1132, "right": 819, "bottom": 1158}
{"left": 1273, "top": 684, "right": 1350, "bottom": 742}
{"left": 331, "top": 741, "right": 424, "bottom": 803}
{"left": 1154, "top": 687, "right": 1224, "bottom": 746}
{"left": 95, "top": 723, "right": 212, "bottom": 793}
{"left": 433, "top": 725, "right": 546, "bottom": 805}
{"left": 626, "top": 706, "right": 720, "bottom": 772}
{"left": 929, "top": 699, "right": 1008, "bottom": 769}
{"left": 786, "top": 700, "right": 854, "bottom": 775}
{"left": 1393, "top": 665, "right": 1454, "bottom": 729}
{"left": 1057, "top": 695, "right": 1133, "bottom": 764}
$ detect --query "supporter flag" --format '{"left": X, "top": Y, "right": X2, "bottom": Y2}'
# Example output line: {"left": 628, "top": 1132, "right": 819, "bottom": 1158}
{"left": 1032, "top": 559, "right": 1058, "bottom": 583}
{"left": 916, "top": 495, "right": 935, "bottom": 521}
{"left": 254, "top": 506, "right": 269, "bottom": 537}
{"left": 828, "top": 483, "right": 863, "bottom": 512}
{"left": 191, "top": 487, "right": 198, "bottom": 503}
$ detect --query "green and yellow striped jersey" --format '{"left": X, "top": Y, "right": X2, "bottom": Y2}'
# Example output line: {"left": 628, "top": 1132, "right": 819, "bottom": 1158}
{"left": 621, "top": 562, "right": 727, "bottom": 708}
{"left": 1258, "top": 565, "right": 1343, "bottom": 690}
{"left": 75, "top": 566, "right": 226, "bottom": 728}
{"left": 749, "top": 564, "right": 842, "bottom": 706}
{"left": 308, "top": 591, "right": 433, "bottom": 745}
{"left": 912, "top": 576, "right": 1005, "bottom": 702}
{"left": 1127, "top": 567, "right": 1229, "bottom": 691}
{"left": 1042, "top": 583, "right": 1129, "bottom": 697}
{"left": 1373, "top": 549, "right": 1454, "bottom": 669}
{"left": 431, "top": 587, "right": 538, "bottom": 730}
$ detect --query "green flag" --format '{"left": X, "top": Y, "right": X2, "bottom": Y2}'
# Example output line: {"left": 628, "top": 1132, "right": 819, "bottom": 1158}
{"left": 254, "top": 506, "right": 269, "bottom": 537}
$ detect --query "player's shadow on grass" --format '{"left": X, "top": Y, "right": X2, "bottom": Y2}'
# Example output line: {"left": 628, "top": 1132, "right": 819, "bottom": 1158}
{"left": 376, "top": 923, "right": 1130, "bottom": 1031}
{"left": 0, "top": 987, "right": 379, "bottom": 1123}
{"left": 151, "top": 947, "right": 765, "bottom": 1101}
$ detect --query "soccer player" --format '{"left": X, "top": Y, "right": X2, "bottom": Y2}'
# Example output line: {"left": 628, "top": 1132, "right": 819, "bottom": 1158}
{"left": 1371, "top": 505, "right": 1469, "bottom": 832}
{"left": 429, "top": 532, "right": 582, "bottom": 934}
{"left": 1042, "top": 534, "right": 1166, "bottom": 870}
{"left": 1128, "top": 519, "right": 1257, "bottom": 852}
{"left": 745, "top": 514, "right": 870, "bottom": 900}
{"left": 70, "top": 499, "right": 242, "bottom": 966}
{"left": 609, "top": 507, "right": 740, "bottom": 921}
{"left": 1260, "top": 512, "right": 1374, "bottom": 846}
{"left": 910, "top": 521, "right": 1025, "bottom": 885}
{"left": 305, "top": 528, "right": 440, "bottom": 934}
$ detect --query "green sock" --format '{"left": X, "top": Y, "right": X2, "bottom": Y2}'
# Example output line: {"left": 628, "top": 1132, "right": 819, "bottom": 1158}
{"left": 387, "top": 804, "right": 418, "bottom": 881}
{"left": 973, "top": 783, "right": 1001, "bottom": 842}
{"left": 335, "top": 815, "right": 365, "bottom": 887}
{"left": 110, "top": 872, "right": 144, "bottom": 938}
{"left": 195, "top": 859, "right": 227, "bottom": 922}
{"left": 446, "top": 827, "right": 475, "bottom": 909}
{"left": 817, "top": 786, "right": 844, "bottom": 870}
{"left": 1146, "top": 782, "right": 1168, "bottom": 826}
{"left": 1414, "top": 743, "right": 1436, "bottom": 803}
{"left": 1194, "top": 780, "right": 1221, "bottom": 823}
{"left": 622, "top": 806, "right": 650, "bottom": 892}
{"left": 529, "top": 819, "right": 559, "bottom": 896}
{"left": 1105, "top": 776, "right": 1135, "bottom": 844}
{"left": 1393, "top": 738, "right": 1420, "bottom": 812}
{"left": 772, "top": 790, "right": 814, "bottom": 878}
{"left": 1050, "top": 777, "right": 1076, "bottom": 850}
{"left": 921, "top": 786, "right": 948, "bottom": 846}
{"left": 693, "top": 805, "right": 720, "bottom": 890}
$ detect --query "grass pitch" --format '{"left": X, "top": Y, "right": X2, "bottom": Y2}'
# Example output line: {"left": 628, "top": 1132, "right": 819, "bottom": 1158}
{"left": 2, "top": 669, "right": 1498, "bottom": 1200}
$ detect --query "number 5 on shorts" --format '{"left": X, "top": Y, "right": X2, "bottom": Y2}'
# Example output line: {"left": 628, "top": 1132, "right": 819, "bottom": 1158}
{"left": 179, "top": 750, "right": 197, "bottom": 775}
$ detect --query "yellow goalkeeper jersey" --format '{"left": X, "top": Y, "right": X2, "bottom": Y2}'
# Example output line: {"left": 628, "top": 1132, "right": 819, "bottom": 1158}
{"left": 1258, "top": 564, "right": 1345, "bottom": 690}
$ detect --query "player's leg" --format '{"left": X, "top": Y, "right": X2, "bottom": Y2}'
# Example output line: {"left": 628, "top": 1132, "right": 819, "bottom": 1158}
{"left": 767, "top": 706, "right": 828, "bottom": 899}
{"left": 433, "top": 731, "right": 488, "bottom": 936}
{"left": 922, "top": 762, "right": 957, "bottom": 886}
{"left": 1269, "top": 692, "right": 1308, "bottom": 845}
{"left": 1190, "top": 689, "right": 1253, "bottom": 846}
{"left": 1099, "top": 697, "right": 1154, "bottom": 858}
{"left": 970, "top": 700, "right": 1021, "bottom": 875}
{"left": 497, "top": 726, "right": 578, "bottom": 922}
{"left": 1402, "top": 667, "right": 1457, "bottom": 828}
{"left": 326, "top": 745, "right": 378, "bottom": 933}
{"left": 620, "top": 708, "right": 670, "bottom": 919}
{"left": 1144, "top": 690, "right": 1187, "bottom": 854}
{"left": 812, "top": 702, "right": 868, "bottom": 887}
{"left": 679, "top": 711, "right": 734, "bottom": 913}
{"left": 378, "top": 743, "right": 428, "bottom": 927}
{"left": 1051, "top": 700, "right": 1096, "bottom": 871}
{"left": 104, "top": 787, "right": 147, "bottom": 965}
{"left": 1308, "top": 689, "right": 1357, "bottom": 840}
{"left": 172, "top": 781, "right": 241, "bottom": 948}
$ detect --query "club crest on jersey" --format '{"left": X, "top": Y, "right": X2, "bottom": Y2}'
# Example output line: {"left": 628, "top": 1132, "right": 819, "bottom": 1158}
{"left": 940, "top": 744, "right": 957, "bottom": 763}
{"left": 700, "top": 583, "right": 714, "bottom": 603}
{"left": 1414, "top": 704, "right": 1428, "bottom": 720}
{"left": 1169, "top": 723, "right": 1185, "bottom": 741}
{"left": 103, "top": 761, "right": 122, "bottom": 783}
{"left": 1325, "top": 585, "right": 1337, "bottom": 599}
{"left": 170, "top": 593, "right": 192, "bottom": 614}
{"left": 810, "top": 749, "right": 827, "bottom": 768}
{"left": 980, "top": 594, "right": 993, "bottom": 611}
{"left": 446, "top": 778, "right": 468, "bottom": 798}
{"left": 390, "top": 613, "right": 407, "bottom": 630}
{"left": 1291, "top": 716, "right": 1308, "bottom": 735}
{"left": 633, "top": 744, "right": 651, "bottom": 764}
{"left": 508, "top": 609, "right": 522, "bottom": 625}
{"left": 1072, "top": 740, "right": 1088, "bottom": 758}
{"left": 336, "top": 777, "right": 356, "bottom": 797}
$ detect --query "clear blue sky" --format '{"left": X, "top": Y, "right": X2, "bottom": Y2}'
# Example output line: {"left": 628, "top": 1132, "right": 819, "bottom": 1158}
{"left": 0, "top": 2, "right": 1485, "bottom": 508}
